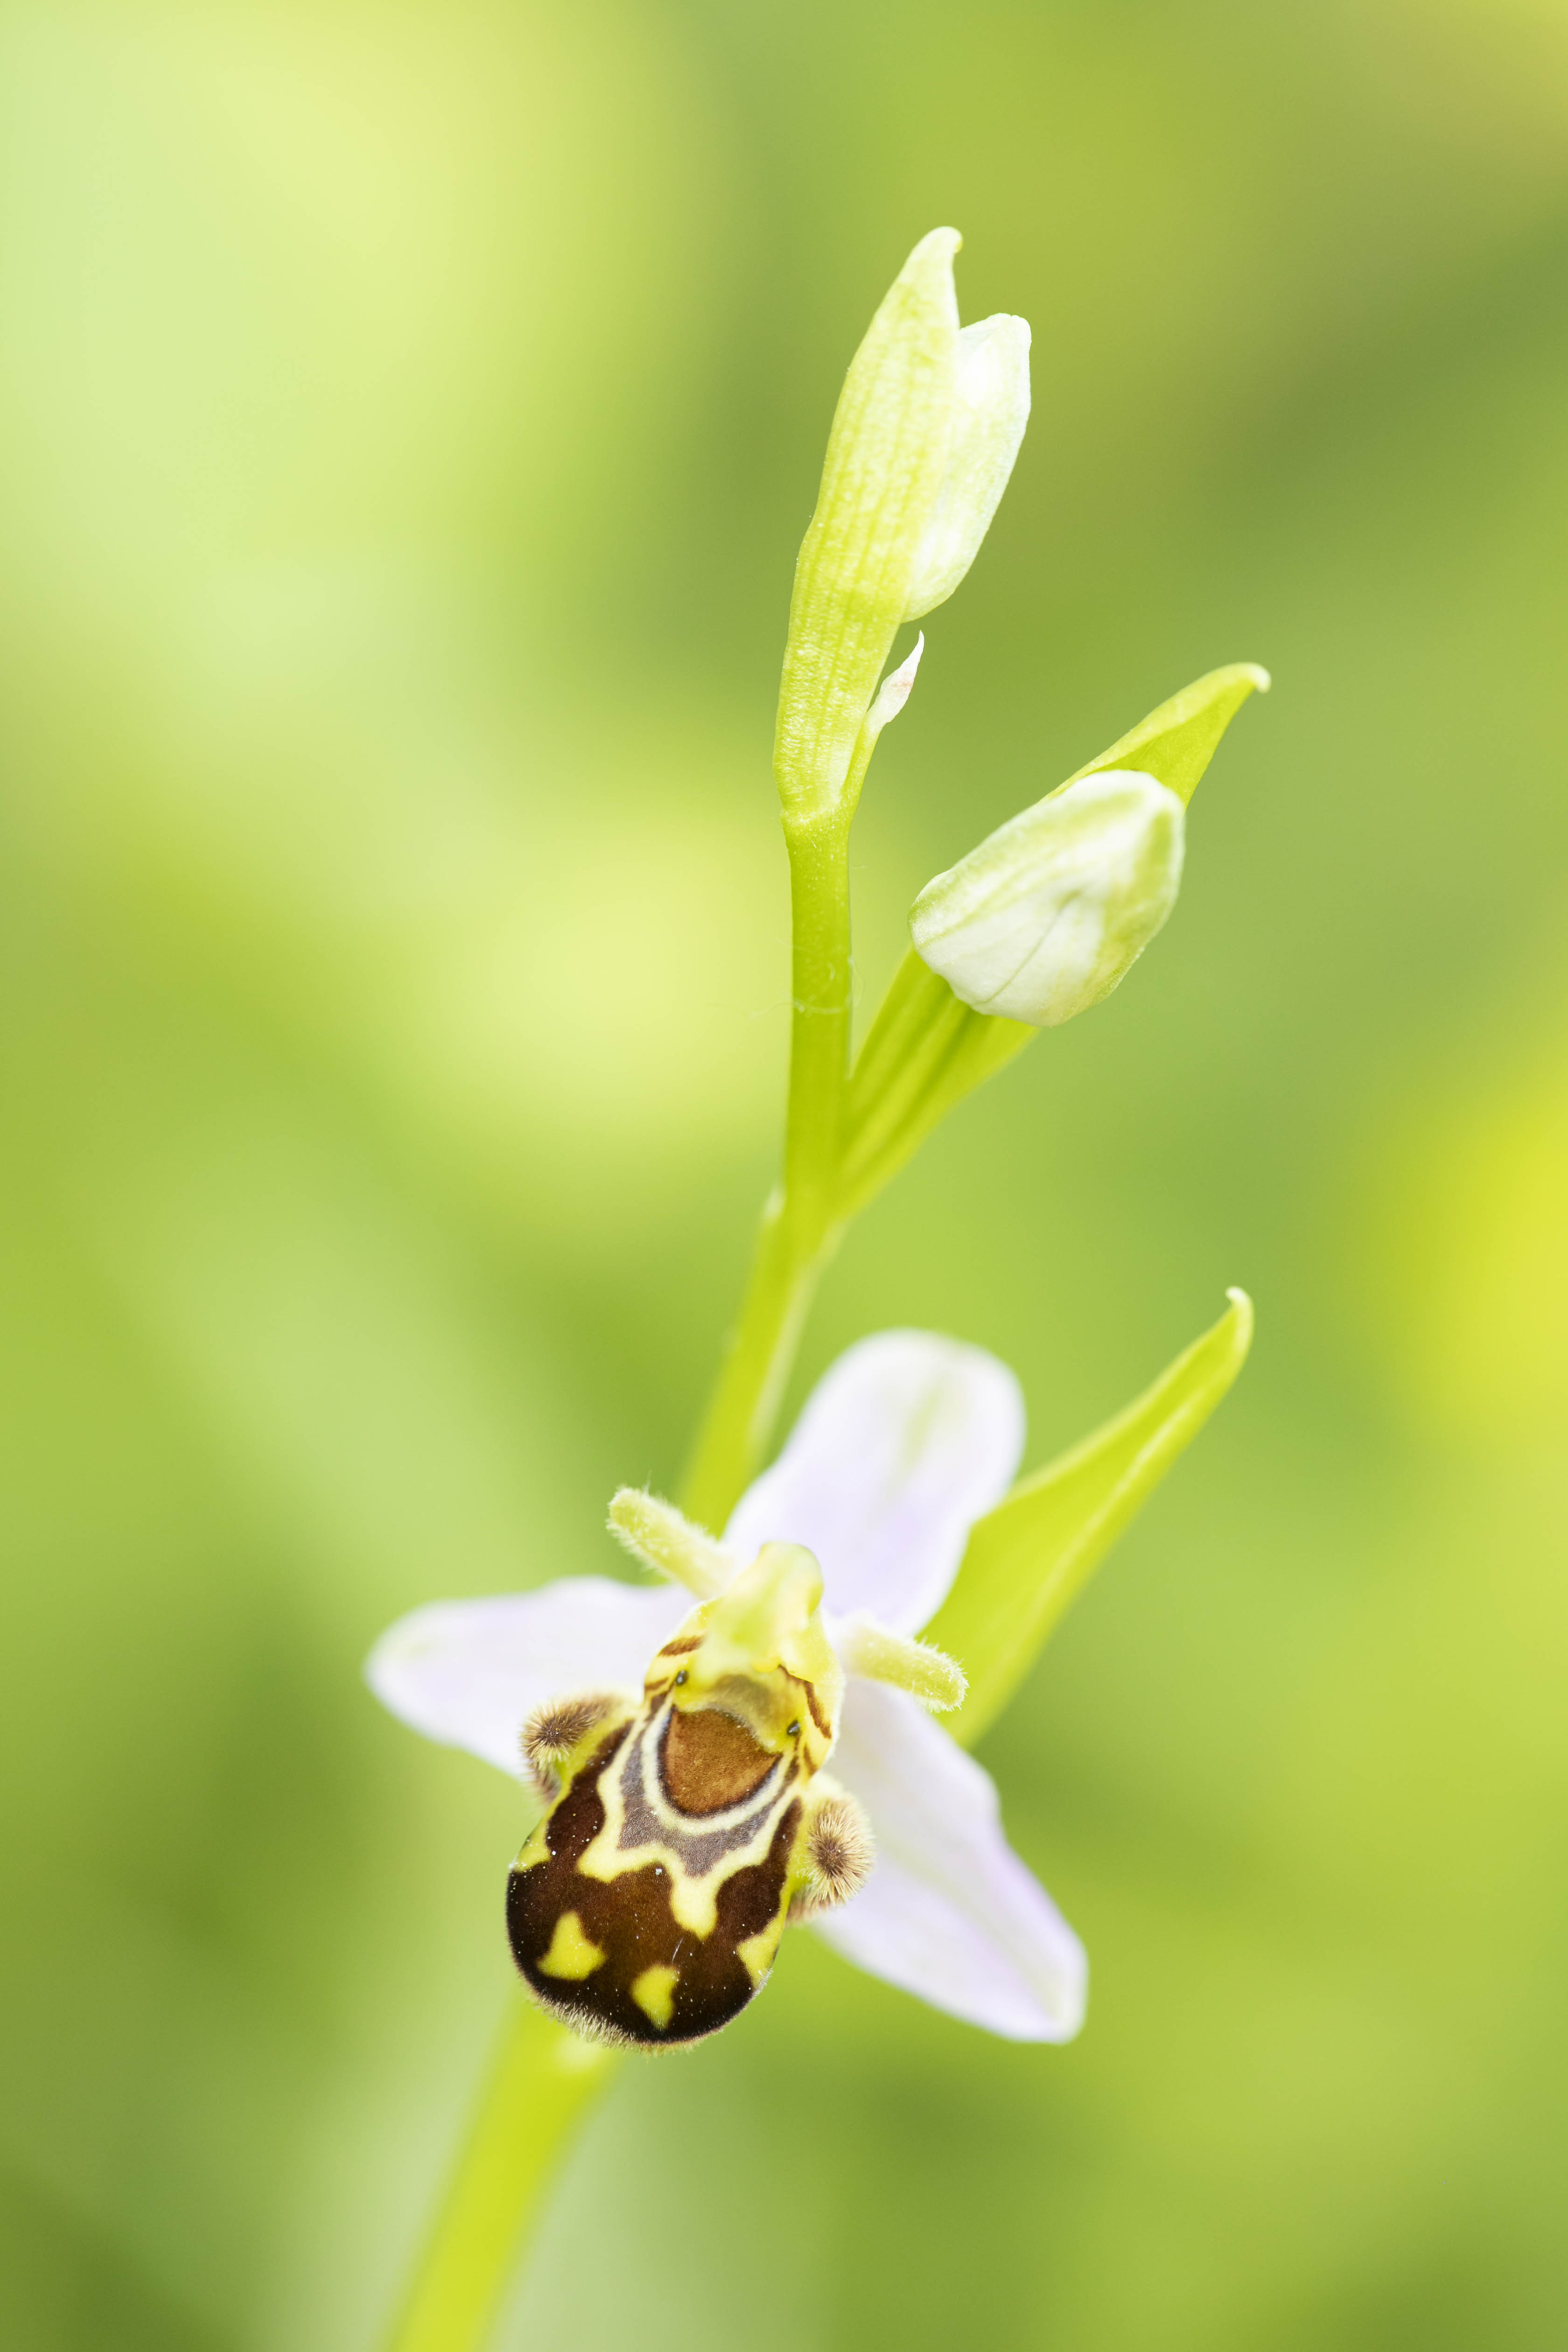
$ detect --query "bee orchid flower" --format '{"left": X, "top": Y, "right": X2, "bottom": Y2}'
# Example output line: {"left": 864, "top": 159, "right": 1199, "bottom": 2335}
{"left": 368, "top": 1331, "right": 1087, "bottom": 2049}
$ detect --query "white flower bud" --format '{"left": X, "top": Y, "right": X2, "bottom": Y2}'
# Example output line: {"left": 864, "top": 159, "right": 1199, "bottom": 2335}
{"left": 902, "top": 314, "right": 1031, "bottom": 622}
{"left": 776, "top": 230, "right": 960, "bottom": 820}
{"left": 775, "top": 233, "right": 1031, "bottom": 819}
{"left": 909, "top": 770, "right": 1185, "bottom": 1027}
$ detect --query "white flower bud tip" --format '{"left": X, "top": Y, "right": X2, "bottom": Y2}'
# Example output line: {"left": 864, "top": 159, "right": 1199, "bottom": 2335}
{"left": 909, "top": 769, "right": 1185, "bottom": 1027}
{"left": 902, "top": 313, "right": 1031, "bottom": 622}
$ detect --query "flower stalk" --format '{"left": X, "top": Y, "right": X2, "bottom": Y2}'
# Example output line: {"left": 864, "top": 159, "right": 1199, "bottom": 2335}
{"left": 385, "top": 2002, "right": 618, "bottom": 2352}
{"left": 682, "top": 807, "right": 854, "bottom": 1527}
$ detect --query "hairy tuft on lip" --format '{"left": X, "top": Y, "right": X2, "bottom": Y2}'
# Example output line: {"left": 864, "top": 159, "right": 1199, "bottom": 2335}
{"left": 521, "top": 1693, "right": 623, "bottom": 1797}
{"left": 796, "top": 1789, "right": 875, "bottom": 1914}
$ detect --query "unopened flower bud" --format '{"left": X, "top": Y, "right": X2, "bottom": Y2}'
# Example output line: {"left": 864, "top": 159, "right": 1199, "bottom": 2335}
{"left": 775, "top": 231, "right": 1030, "bottom": 820}
{"left": 909, "top": 770, "right": 1184, "bottom": 1026}
{"left": 902, "top": 315, "right": 1030, "bottom": 622}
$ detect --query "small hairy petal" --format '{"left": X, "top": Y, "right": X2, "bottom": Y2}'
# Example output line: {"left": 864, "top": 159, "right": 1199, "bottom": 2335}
{"left": 815, "top": 1680, "right": 1086, "bottom": 2041}
{"left": 607, "top": 1488, "right": 735, "bottom": 1600}
{"left": 725, "top": 1330, "right": 1023, "bottom": 1634}
{"left": 365, "top": 1580, "right": 687, "bottom": 1779}
{"left": 836, "top": 1615, "right": 967, "bottom": 1710}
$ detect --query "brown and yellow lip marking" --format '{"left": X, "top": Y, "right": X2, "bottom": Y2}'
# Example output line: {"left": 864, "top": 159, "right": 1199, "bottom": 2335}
{"left": 508, "top": 1723, "right": 805, "bottom": 2046}
{"left": 582, "top": 1702, "right": 791, "bottom": 1940}
{"left": 630, "top": 1964, "right": 680, "bottom": 2030}
{"left": 535, "top": 1911, "right": 606, "bottom": 1981}
{"left": 662, "top": 1705, "right": 776, "bottom": 1814}
{"left": 507, "top": 1542, "right": 869, "bottom": 2047}
{"left": 735, "top": 1923, "right": 782, "bottom": 1989}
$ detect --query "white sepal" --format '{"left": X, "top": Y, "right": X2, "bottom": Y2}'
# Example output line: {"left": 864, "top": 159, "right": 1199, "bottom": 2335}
{"left": 724, "top": 1330, "right": 1023, "bottom": 1636}
{"left": 910, "top": 768, "right": 1185, "bottom": 1027}
{"left": 365, "top": 1580, "right": 686, "bottom": 1779}
{"left": 813, "top": 1680, "right": 1086, "bottom": 2042}
{"left": 902, "top": 314, "right": 1031, "bottom": 622}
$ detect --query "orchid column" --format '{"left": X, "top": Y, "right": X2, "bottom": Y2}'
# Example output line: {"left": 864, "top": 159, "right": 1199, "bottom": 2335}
{"left": 683, "top": 228, "right": 1031, "bottom": 1529}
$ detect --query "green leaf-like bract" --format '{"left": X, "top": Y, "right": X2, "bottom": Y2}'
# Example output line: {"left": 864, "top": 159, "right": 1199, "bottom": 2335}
{"left": 926, "top": 1289, "right": 1254, "bottom": 1748}
{"left": 1059, "top": 661, "right": 1269, "bottom": 809}
{"left": 838, "top": 951, "right": 1032, "bottom": 1217}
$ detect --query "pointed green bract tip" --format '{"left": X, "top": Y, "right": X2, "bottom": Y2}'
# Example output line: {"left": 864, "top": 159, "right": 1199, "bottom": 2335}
{"left": 1068, "top": 662, "right": 1270, "bottom": 808}
{"left": 1223, "top": 1283, "right": 1255, "bottom": 1349}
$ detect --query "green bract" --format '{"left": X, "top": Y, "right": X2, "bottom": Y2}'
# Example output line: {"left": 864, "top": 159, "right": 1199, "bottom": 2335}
{"left": 838, "top": 954, "right": 1033, "bottom": 1218}
{"left": 773, "top": 228, "right": 1030, "bottom": 822}
{"left": 927, "top": 1289, "right": 1255, "bottom": 1745}
{"left": 1064, "top": 660, "right": 1271, "bottom": 807}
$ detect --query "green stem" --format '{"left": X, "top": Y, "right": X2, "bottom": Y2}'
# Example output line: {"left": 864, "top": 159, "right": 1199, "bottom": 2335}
{"left": 385, "top": 2001, "right": 620, "bottom": 2352}
{"left": 681, "top": 807, "right": 853, "bottom": 1527}
{"left": 385, "top": 805, "right": 855, "bottom": 2352}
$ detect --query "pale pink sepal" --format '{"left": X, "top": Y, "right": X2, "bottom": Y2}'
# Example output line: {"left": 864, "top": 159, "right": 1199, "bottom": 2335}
{"left": 724, "top": 1330, "right": 1024, "bottom": 1636}
{"left": 365, "top": 1579, "right": 687, "bottom": 1779}
{"left": 813, "top": 1679, "right": 1086, "bottom": 2041}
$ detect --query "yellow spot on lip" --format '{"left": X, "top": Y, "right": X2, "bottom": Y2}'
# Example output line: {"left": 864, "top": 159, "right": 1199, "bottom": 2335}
{"left": 536, "top": 1911, "right": 606, "bottom": 1981}
{"left": 630, "top": 1963, "right": 680, "bottom": 2030}
{"left": 735, "top": 1924, "right": 780, "bottom": 1989}
{"left": 513, "top": 1822, "right": 550, "bottom": 1872}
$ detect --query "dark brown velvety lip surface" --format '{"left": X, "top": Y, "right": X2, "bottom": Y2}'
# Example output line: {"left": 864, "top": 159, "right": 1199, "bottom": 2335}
{"left": 509, "top": 1725, "right": 799, "bottom": 2045}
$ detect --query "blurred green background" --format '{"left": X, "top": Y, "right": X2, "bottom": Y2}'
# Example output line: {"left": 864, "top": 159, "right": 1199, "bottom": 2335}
{"left": 3, "top": 1, "right": 1568, "bottom": 2345}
